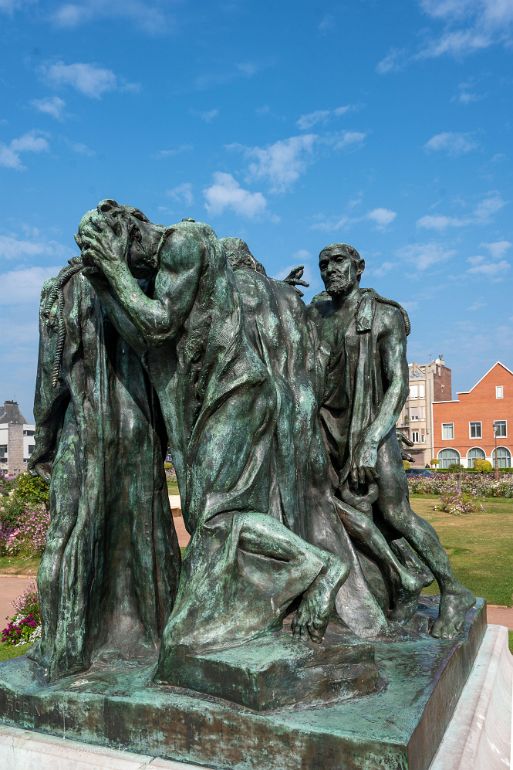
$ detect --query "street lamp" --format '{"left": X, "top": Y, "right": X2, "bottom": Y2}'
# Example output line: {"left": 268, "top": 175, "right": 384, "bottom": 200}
{"left": 493, "top": 421, "right": 500, "bottom": 481}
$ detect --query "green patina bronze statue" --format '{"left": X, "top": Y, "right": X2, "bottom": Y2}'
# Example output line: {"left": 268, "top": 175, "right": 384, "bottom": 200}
{"left": 310, "top": 243, "right": 475, "bottom": 638}
{"left": 26, "top": 201, "right": 474, "bottom": 686}
{"left": 0, "top": 200, "right": 485, "bottom": 770}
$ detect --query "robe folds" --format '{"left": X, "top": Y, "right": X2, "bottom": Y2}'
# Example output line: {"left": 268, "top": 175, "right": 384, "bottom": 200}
{"left": 31, "top": 268, "right": 180, "bottom": 681}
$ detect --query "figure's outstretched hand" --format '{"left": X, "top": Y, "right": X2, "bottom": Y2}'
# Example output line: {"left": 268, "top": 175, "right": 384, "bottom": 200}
{"left": 350, "top": 438, "right": 379, "bottom": 486}
{"left": 283, "top": 265, "right": 309, "bottom": 288}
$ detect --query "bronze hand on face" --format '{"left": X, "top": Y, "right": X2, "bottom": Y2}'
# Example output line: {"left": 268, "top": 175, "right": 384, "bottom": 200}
{"left": 76, "top": 208, "right": 130, "bottom": 269}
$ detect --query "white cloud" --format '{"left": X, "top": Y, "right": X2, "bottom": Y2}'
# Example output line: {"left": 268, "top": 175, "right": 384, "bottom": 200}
{"left": 194, "top": 61, "right": 264, "bottom": 90}
{"left": 453, "top": 81, "right": 482, "bottom": 104}
{"left": 197, "top": 109, "right": 219, "bottom": 123}
{"left": 367, "top": 208, "right": 397, "bottom": 228}
{"left": 311, "top": 214, "right": 351, "bottom": 232}
{"left": 417, "top": 193, "right": 506, "bottom": 230}
{"left": 467, "top": 257, "right": 510, "bottom": 277}
{"left": 376, "top": 48, "right": 406, "bottom": 74}
{"left": 473, "top": 193, "right": 505, "bottom": 221}
{"left": 52, "top": 1, "right": 170, "bottom": 34}
{"left": 417, "top": 0, "right": 513, "bottom": 58}
{"left": 312, "top": 204, "right": 395, "bottom": 232}
{"left": 231, "top": 130, "right": 365, "bottom": 193}
{"left": 203, "top": 173, "right": 267, "bottom": 218}
{"left": 370, "top": 260, "right": 395, "bottom": 278}
{"left": 69, "top": 141, "right": 95, "bottom": 156}
{"left": 244, "top": 134, "right": 317, "bottom": 193}
{"left": 0, "top": 0, "right": 32, "bottom": 11}
{"left": 0, "top": 233, "right": 66, "bottom": 261}
{"left": 0, "top": 131, "right": 49, "bottom": 170}
{"left": 0, "top": 266, "right": 64, "bottom": 304}
{"left": 327, "top": 130, "right": 367, "bottom": 150}
{"left": 418, "top": 28, "right": 491, "bottom": 58}
{"left": 166, "top": 182, "right": 194, "bottom": 207}
{"left": 31, "top": 95, "right": 66, "bottom": 120}
{"left": 398, "top": 242, "right": 456, "bottom": 270}
{"left": 42, "top": 61, "right": 121, "bottom": 98}
{"left": 296, "top": 105, "right": 355, "bottom": 130}
{"left": 481, "top": 240, "right": 511, "bottom": 259}
{"left": 424, "top": 131, "right": 478, "bottom": 155}
{"left": 417, "top": 214, "right": 466, "bottom": 230}
{"left": 156, "top": 144, "right": 193, "bottom": 158}
{"left": 318, "top": 13, "right": 335, "bottom": 32}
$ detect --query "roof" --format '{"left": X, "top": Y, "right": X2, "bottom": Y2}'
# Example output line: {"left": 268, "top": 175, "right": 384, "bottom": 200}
{"left": 0, "top": 400, "right": 27, "bottom": 424}
{"left": 456, "top": 361, "right": 513, "bottom": 395}
{"left": 433, "top": 361, "right": 513, "bottom": 404}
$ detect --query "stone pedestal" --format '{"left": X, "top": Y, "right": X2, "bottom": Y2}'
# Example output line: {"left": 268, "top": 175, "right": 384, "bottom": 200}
{"left": 430, "top": 623, "right": 512, "bottom": 769}
{"left": 0, "top": 599, "right": 497, "bottom": 770}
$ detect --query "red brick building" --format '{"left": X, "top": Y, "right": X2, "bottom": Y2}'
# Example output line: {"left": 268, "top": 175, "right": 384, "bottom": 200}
{"left": 433, "top": 362, "right": 513, "bottom": 469}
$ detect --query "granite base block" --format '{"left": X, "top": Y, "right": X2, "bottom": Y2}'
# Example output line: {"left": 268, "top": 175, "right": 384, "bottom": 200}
{"left": 430, "top": 623, "right": 512, "bottom": 770}
{"left": 0, "top": 598, "right": 487, "bottom": 770}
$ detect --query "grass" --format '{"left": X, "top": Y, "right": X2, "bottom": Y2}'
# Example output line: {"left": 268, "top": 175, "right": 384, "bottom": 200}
{"left": 0, "top": 642, "right": 32, "bottom": 662}
{"left": 167, "top": 479, "right": 180, "bottom": 496}
{"left": 509, "top": 631, "right": 513, "bottom": 653}
{"left": 412, "top": 494, "right": 513, "bottom": 607}
{"left": 0, "top": 555, "right": 39, "bottom": 576}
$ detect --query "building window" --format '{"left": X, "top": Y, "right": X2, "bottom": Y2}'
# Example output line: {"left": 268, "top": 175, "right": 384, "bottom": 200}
{"left": 467, "top": 447, "right": 485, "bottom": 468}
{"left": 0, "top": 445, "right": 6, "bottom": 459}
{"left": 494, "top": 420, "right": 507, "bottom": 438}
{"left": 23, "top": 429, "right": 35, "bottom": 437}
{"left": 442, "top": 423, "right": 454, "bottom": 440}
{"left": 438, "top": 448, "right": 460, "bottom": 469}
{"left": 412, "top": 431, "right": 420, "bottom": 443}
{"left": 493, "top": 446, "right": 512, "bottom": 469}
{"left": 496, "top": 386, "right": 504, "bottom": 399}
{"left": 469, "top": 421, "right": 482, "bottom": 439}
{"left": 410, "top": 385, "right": 418, "bottom": 399}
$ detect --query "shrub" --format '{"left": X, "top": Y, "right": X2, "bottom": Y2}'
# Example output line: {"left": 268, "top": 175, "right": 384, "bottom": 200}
{"left": 433, "top": 493, "right": 483, "bottom": 516}
{"left": 1, "top": 582, "right": 41, "bottom": 647}
{"left": 473, "top": 459, "right": 493, "bottom": 474}
{"left": 0, "top": 505, "right": 49, "bottom": 557}
{"left": 0, "top": 473, "right": 50, "bottom": 557}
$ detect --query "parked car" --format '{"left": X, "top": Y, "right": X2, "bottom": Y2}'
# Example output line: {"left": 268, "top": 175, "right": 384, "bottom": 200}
{"left": 405, "top": 468, "right": 434, "bottom": 478}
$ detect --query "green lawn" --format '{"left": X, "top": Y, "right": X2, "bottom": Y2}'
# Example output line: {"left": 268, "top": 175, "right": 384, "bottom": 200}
{"left": 412, "top": 494, "right": 513, "bottom": 607}
{"left": 0, "top": 555, "right": 39, "bottom": 576}
{"left": 167, "top": 479, "right": 180, "bottom": 496}
{"left": 0, "top": 642, "right": 32, "bottom": 662}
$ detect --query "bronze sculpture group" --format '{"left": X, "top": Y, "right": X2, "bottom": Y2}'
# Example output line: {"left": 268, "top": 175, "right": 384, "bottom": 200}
{"left": 28, "top": 200, "right": 474, "bottom": 688}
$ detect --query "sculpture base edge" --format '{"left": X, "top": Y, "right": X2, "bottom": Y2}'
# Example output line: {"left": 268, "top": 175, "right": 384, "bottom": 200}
{"left": 0, "top": 598, "right": 487, "bottom": 770}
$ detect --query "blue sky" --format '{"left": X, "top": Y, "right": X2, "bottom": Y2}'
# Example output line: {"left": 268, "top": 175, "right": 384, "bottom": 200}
{"left": 0, "top": 0, "right": 512, "bottom": 419}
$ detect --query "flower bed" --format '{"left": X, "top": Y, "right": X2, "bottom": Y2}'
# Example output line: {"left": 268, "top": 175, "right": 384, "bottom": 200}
{"left": 1, "top": 583, "right": 41, "bottom": 647}
{"left": 408, "top": 473, "right": 513, "bottom": 498}
{"left": 0, "top": 473, "right": 49, "bottom": 557}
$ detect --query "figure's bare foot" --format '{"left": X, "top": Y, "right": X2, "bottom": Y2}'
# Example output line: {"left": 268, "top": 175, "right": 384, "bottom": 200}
{"left": 292, "top": 555, "right": 347, "bottom": 643}
{"left": 389, "top": 568, "right": 425, "bottom": 622}
{"left": 431, "top": 587, "right": 475, "bottom": 639}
